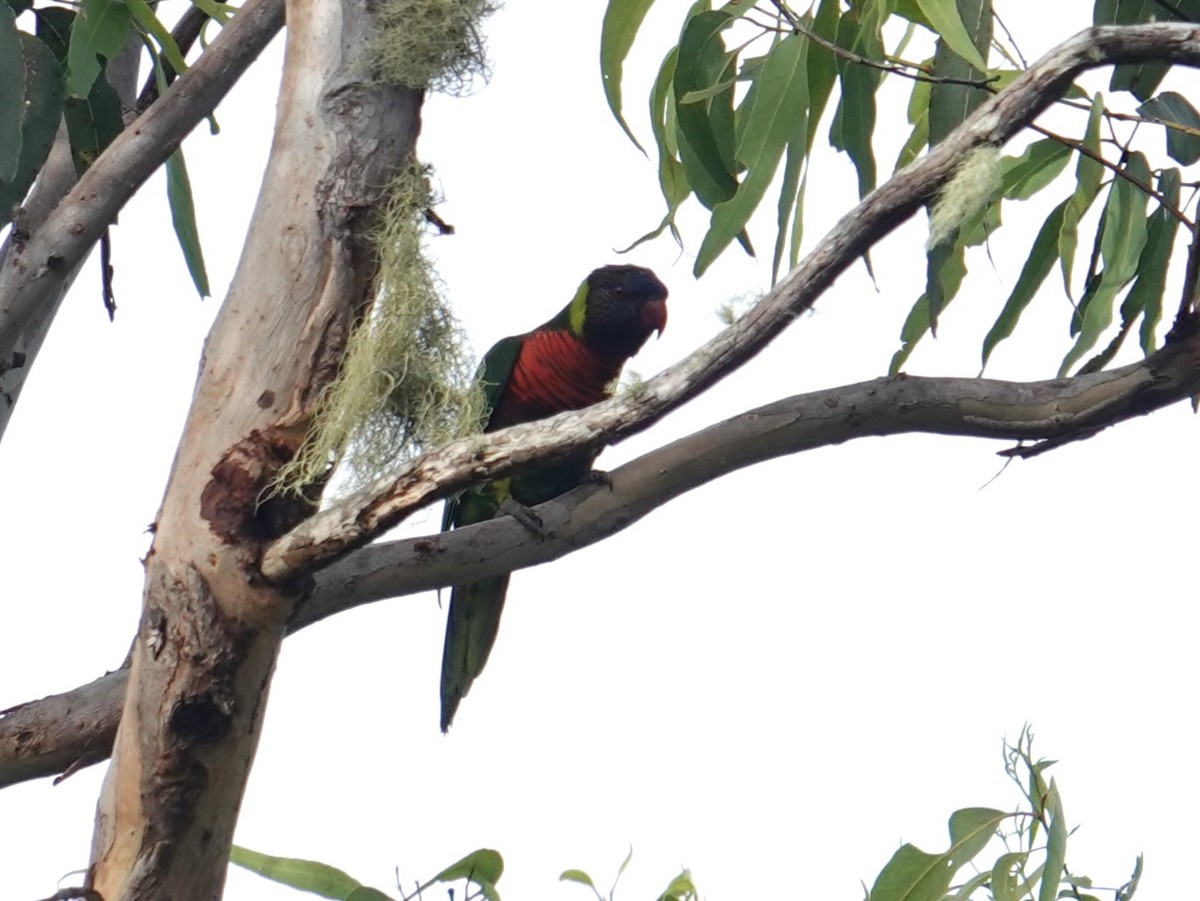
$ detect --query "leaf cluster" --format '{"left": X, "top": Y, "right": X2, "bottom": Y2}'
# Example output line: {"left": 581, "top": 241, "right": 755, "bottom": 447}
{"left": 1, "top": 0, "right": 221, "bottom": 298}
{"left": 600, "top": 0, "right": 1200, "bottom": 378}
{"left": 867, "top": 727, "right": 1141, "bottom": 901}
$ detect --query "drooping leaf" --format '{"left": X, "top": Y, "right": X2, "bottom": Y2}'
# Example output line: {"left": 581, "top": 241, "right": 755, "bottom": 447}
{"left": 1038, "top": 781, "right": 1067, "bottom": 901}
{"left": 433, "top": 848, "right": 504, "bottom": 887}
{"left": 1058, "top": 93, "right": 1104, "bottom": 298}
{"left": 1136, "top": 91, "right": 1200, "bottom": 165}
{"left": 999, "top": 138, "right": 1071, "bottom": 201}
{"left": 947, "top": 869, "right": 992, "bottom": 901}
{"left": 657, "top": 868, "right": 698, "bottom": 901}
{"left": 165, "top": 147, "right": 210, "bottom": 297}
{"left": 889, "top": 240, "right": 966, "bottom": 372}
{"left": 621, "top": 45, "right": 688, "bottom": 252}
{"left": 124, "top": 0, "right": 188, "bottom": 77}
{"left": 695, "top": 32, "right": 807, "bottom": 276}
{"left": 869, "top": 807, "right": 1007, "bottom": 901}
{"left": 1117, "top": 854, "right": 1143, "bottom": 901}
{"left": 229, "top": 845, "right": 374, "bottom": 900}
{"left": 0, "top": 33, "right": 67, "bottom": 227}
{"left": 926, "top": 0, "right": 991, "bottom": 148}
{"left": 600, "top": 0, "right": 660, "bottom": 152}
{"left": 981, "top": 198, "right": 1069, "bottom": 369}
{"left": 830, "top": 10, "right": 881, "bottom": 198}
{"left": 991, "top": 851, "right": 1030, "bottom": 901}
{"left": 1124, "top": 167, "right": 1181, "bottom": 353}
{"left": 559, "top": 869, "right": 597, "bottom": 889}
{"left": 1059, "top": 152, "right": 1151, "bottom": 375}
{"left": 343, "top": 889, "right": 393, "bottom": 901}
{"left": 894, "top": 72, "right": 931, "bottom": 172}
{"left": 0, "top": 2, "right": 26, "bottom": 193}
{"left": 674, "top": 9, "right": 736, "bottom": 206}
{"left": 63, "top": 67, "right": 123, "bottom": 174}
{"left": 149, "top": 51, "right": 210, "bottom": 297}
{"left": 913, "top": 0, "right": 988, "bottom": 71}
{"left": 66, "top": 0, "right": 131, "bottom": 98}
{"left": 34, "top": 6, "right": 76, "bottom": 65}
{"left": 920, "top": 0, "right": 990, "bottom": 331}
{"left": 805, "top": 0, "right": 840, "bottom": 156}
{"left": 1097, "top": 0, "right": 1170, "bottom": 99}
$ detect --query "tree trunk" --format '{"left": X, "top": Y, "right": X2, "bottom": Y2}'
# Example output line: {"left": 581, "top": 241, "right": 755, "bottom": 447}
{"left": 86, "top": 0, "right": 422, "bottom": 895}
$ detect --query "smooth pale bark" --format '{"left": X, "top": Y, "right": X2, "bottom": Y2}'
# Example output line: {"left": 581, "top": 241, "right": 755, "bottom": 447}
{"left": 84, "top": 0, "right": 422, "bottom": 895}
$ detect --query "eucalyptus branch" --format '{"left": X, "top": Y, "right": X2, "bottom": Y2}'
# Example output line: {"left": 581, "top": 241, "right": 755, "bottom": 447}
{"left": 5, "top": 328, "right": 1200, "bottom": 788}
{"left": 260, "top": 23, "right": 1200, "bottom": 584}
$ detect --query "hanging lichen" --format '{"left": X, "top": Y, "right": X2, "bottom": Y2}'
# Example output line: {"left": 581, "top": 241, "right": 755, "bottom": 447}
{"left": 274, "top": 165, "right": 484, "bottom": 496}
{"left": 373, "top": 0, "right": 500, "bottom": 95}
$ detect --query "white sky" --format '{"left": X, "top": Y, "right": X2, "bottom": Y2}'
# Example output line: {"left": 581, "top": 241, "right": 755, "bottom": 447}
{"left": 2, "top": 1, "right": 1197, "bottom": 899}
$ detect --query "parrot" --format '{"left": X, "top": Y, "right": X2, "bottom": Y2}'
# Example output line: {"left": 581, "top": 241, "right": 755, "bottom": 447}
{"left": 439, "top": 264, "right": 669, "bottom": 731}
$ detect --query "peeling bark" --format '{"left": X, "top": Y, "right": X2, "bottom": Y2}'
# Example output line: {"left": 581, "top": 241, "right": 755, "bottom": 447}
{"left": 82, "top": 0, "right": 424, "bottom": 894}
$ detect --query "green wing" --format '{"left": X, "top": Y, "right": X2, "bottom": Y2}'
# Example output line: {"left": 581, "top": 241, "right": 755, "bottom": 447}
{"left": 441, "top": 334, "right": 524, "bottom": 533}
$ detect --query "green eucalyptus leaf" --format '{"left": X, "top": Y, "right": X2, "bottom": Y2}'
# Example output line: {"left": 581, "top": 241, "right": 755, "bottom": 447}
{"left": 344, "top": 889, "right": 394, "bottom": 901}
{"left": 674, "top": 9, "right": 739, "bottom": 210}
{"left": 830, "top": 10, "right": 880, "bottom": 199}
{"left": 35, "top": 6, "right": 76, "bottom": 65}
{"left": 890, "top": 240, "right": 965, "bottom": 373}
{"left": 894, "top": 73, "right": 930, "bottom": 172}
{"left": 63, "top": 66, "right": 122, "bottom": 174}
{"left": 1137, "top": 91, "right": 1200, "bottom": 165}
{"left": 125, "top": 0, "right": 188, "bottom": 76}
{"left": 433, "top": 848, "right": 504, "bottom": 886}
{"left": 0, "top": 2, "right": 26, "bottom": 192}
{"left": 1125, "top": 167, "right": 1181, "bottom": 353}
{"left": 1058, "top": 93, "right": 1104, "bottom": 298}
{"left": 559, "top": 869, "right": 597, "bottom": 888}
{"left": 600, "top": 0, "right": 659, "bottom": 152}
{"left": 981, "top": 198, "right": 1068, "bottom": 369}
{"left": 1000, "top": 139, "right": 1071, "bottom": 200}
{"left": 0, "top": 33, "right": 66, "bottom": 227}
{"left": 165, "top": 146, "right": 210, "bottom": 297}
{"left": 695, "top": 32, "right": 807, "bottom": 276}
{"left": 1097, "top": 0, "right": 1170, "bottom": 99}
{"left": 66, "top": 0, "right": 131, "bottom": 98}
{"left": 991, "top": 851, "right": 1029, "bottom": 901}
{"left": 913, "top": 0, "right": 988, "bottom": 71}
{"left": 229, "top": 845, "right": 367, "bottom": 900}
{"left": 804, "top": 0, "right": 840, "bottom": 155}
{"left": 869, "top": 808, "right": 1006, "bottom": 901}
{"left": 1038, "top": 781, "right": 1067, "bottom": 901}
{"left": 927, "top": 0, "right": 991, "bottom": 148}
{"left": 1059, "top": 152, "right": 1151, "bottom": 376}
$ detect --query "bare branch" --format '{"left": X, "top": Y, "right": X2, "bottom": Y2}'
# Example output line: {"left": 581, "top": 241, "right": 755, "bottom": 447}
{"left": 0, "top": 0, "right": 285, "bottom": 363}
{"left": 262, "top": 22, "right": 1200, "bottom": 583}
{"left": 7, "top": 330, "right": 1198, "bottom": 789}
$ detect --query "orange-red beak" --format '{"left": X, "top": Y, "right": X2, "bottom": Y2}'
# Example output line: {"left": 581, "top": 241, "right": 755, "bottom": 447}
{"left": 641, "top": 297, "right": 668, "bottom": 338}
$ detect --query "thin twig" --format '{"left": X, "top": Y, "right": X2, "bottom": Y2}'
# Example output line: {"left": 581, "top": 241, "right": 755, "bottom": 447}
{"left": 1029, "top": 122, "right": 1195, "bottom": 228}
{"left": 768, "top": 0, "right": 996, "bottom": 88}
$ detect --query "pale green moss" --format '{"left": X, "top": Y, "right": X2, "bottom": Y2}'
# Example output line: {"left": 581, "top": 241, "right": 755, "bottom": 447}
{"left": 274, "top": 165, "right": 484, "bottom": 496}
{"left": 374, "top": 0, "right": 500, "bottom": 94}
{"left": 927, "top": 145, "right": 1001, "bottom": 250}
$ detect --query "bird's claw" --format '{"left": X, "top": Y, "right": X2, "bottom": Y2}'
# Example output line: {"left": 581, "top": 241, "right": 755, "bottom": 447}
{"left": 584, "top": 469, "right": 614, "bottom": 491}
{"left": 498, "top": 498, "right": 547, "bottom": 538}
